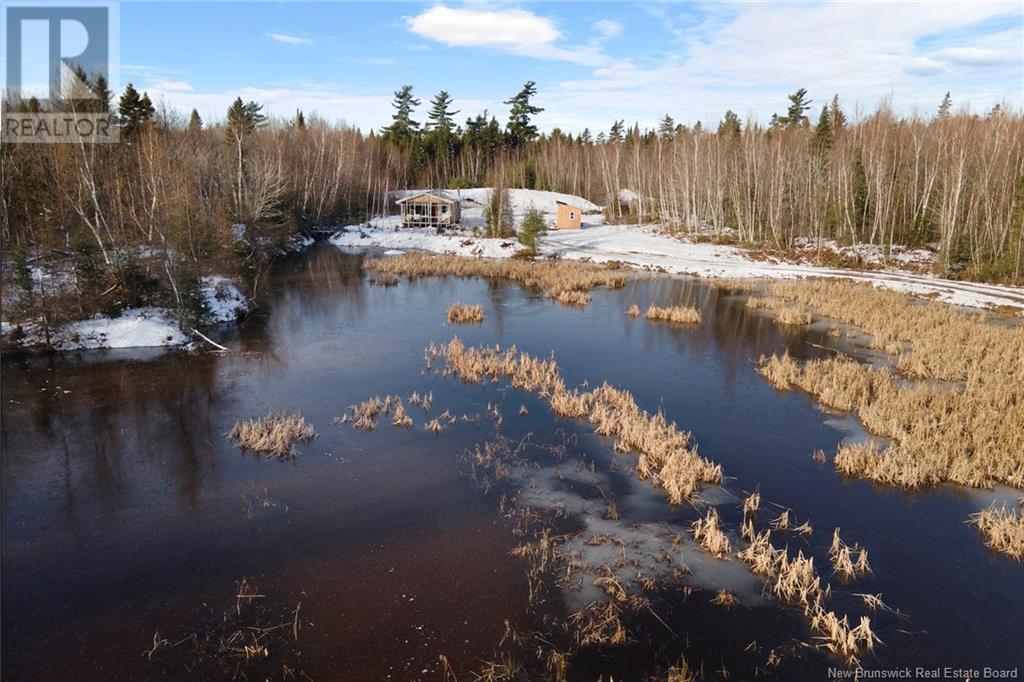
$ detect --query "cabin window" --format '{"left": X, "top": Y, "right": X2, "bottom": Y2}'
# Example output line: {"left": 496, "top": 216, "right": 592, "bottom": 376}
{"left": 570, "top": 211, "right": 576, "bottom": 220}
{"left": 441, "top": 205, "right": 449, "bottom": 214}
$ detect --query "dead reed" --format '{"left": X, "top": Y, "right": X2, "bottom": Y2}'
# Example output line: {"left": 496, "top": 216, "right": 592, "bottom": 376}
{"left": 365, "top": 252, "right": 626, "bottom": 306}
{"left": 691, "top": 507, "right": 731, "bottom": 558}
{"left": 711, "top": 589, "right": 739, "bottom": 607}
{"left": 446, "top": 302, "right": 485, "bottom": 324}
{"left": 427, "top": 337, "right": 723, "bottom": 504}
{"left": 756, "top": 280, "right": 1024, "bottom": 496}
{"left": 759, "top": 349, "right": 1024, "bottom": 492}
{"left": 227, "top": 409, "right": 315, "bottom": 459}
{"left": 645, "top": 304, "right": 702, "bottom": 325}
{"left": 746, "top": 296, "right": 812, "bottom": 325}
{"left": 829, "top": 529, "right": 872, "bottom": 579}
{"left": 969, "top": 502, "right": 1024, "bottom": 560}
{"left": 626, "top": 304, "right": 641, "bottom": 318}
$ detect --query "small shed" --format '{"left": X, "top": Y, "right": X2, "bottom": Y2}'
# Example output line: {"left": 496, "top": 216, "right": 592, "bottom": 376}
{"left": 396, "top": 191, "right": 461, "bottom": 228}
{"left": 555, "top": 201, "right": 583, "bottom": 230}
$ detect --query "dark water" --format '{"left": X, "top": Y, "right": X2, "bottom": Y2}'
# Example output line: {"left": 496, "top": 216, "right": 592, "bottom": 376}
{"left": 2, "top": 243, "right": 1021, "bottom": 680}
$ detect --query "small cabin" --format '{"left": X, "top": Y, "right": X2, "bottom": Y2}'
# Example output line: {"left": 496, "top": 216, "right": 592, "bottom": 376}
{"left": 555, "top": 201, "right": 582, "bottom": 230}
{"left": 396, "top": 191, "right": 461, "bottom": 228}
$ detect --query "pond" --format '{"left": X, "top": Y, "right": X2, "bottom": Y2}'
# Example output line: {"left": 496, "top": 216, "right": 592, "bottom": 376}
{"left": 2, "top": 242, "right": 1021, "bottom": 680}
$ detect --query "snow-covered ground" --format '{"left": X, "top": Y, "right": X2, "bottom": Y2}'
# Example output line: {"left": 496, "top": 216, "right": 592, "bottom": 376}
{"left": 332, "top": 189, "right": 1024, "bottom": 312}
{"left": 52, "top": 308, "right": 189, "bottom": 350}
{"left": 2, "top": 275, "right": 249, "bottom": 351}
{"left": 202, "top": 276, "right": 249, "bottom": 323}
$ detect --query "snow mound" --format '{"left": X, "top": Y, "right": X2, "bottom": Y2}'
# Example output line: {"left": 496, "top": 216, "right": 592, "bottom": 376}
{"left": 54, "top": 308, "right": 188, "bottom": 350}
{"left": 201, "top": 276, "right": 249, "bottom": 323}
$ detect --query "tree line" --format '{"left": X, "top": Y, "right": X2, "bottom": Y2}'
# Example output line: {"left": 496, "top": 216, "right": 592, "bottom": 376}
{"left": 2, "top": 76, "right": 1022, "bottom": 341}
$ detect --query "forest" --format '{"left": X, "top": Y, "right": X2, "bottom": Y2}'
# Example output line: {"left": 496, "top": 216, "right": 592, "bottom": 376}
{"left": 3, "top": 76, "right": 1023, "bottom": 336}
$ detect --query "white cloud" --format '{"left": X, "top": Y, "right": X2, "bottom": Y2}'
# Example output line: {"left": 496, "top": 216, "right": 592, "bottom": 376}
{"left": 267, "top": 32, "right": 313, "bottom": 45}
{"left": 149, "top": 79, "right": 194, "bottom": 92}
{"left": 540, "top": 2, "right": 1022, "bottom": 131}
{"left": 405, "top": 5, "right": 607, "bottom": 65}
{"left": 593, "top": 19, "right": 623, "bottom": 40}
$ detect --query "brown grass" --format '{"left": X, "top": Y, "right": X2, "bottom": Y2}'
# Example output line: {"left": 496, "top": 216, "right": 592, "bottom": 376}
{"left": 626, "top": 304, "right": 641, "bottom": 318}
{"left": 645, "top": 304, "right": 702, "bottom": 325}
{"left": 711, "top": 589, "right": 739, "bottom": 607}
{"left": 228, "top": 409, "right": 315, "bottom": 459}
{"left": 427, "top": 337, "right": 722, "bottom": 504}
{"left": 365, "top": 252, "right": 626, "bottom": 306}
{"left": 691, "top": 507, "right": 731, "bottom": 558}
{"left": 447, "top": 302, "right": 484, "bottom": 324}
{"left": 759, "top": 349, "right": 1024, "bottom": 491}
{"left": 969, "top": 502, "right": 1024, "bottom": 560}
{"left": 746, "top": 296, "right": 812, "bottom": 325}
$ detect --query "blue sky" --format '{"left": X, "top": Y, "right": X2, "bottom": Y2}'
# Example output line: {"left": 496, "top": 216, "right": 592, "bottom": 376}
{"left": 109, "top": 1, "right": 1024, "bottom": 132}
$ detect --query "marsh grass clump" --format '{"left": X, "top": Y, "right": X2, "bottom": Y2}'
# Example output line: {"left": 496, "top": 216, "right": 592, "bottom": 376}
{"left": 829, "top": 529, "right": 872, "bottom": 579}
{"left": 548, "top": 289, "right": 591, "bottom": 307}
{"left": 645, "top": 304, "right": 702, "bottom": 325}
{"left": 428, "top": 338, "right": 722, "bottom": 504}
{"left": 446, "top": 302, "right": 484, "bottom": 324}
{"left": 228, "top": 410, "right": 315, "bottom": 459}
{"left": 746, "top": 296, "right": 812, "bottom": 325}
{"left": 391, "top": 400, "right": 413, "bottom": 428}
{"left": 969, "top": 502, "right": 1024, "bottom": 560}
{"left": 760, "top": 347, "right": 1024, "bottom": 493}
{"left": 691, "top": 507, "right": 731, "bottom": 558}
{"left": 626, "top": 304, "right": 641, "bottom": 318}
{"left": 365, "top": 253, "right": 626, "bottom": 307}
{"left": 756, "top": 280, "right": 1024, "bottom": 496}
{"left": 711, "top": 589, "right": 739, "bottom": 607}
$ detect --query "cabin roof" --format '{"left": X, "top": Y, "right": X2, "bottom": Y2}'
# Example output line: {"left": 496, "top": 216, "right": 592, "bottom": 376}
{"left": 555, "top": 200, "right": 582, "bottom": 208}
{"left": 396, "top": 191, "right": 458, "bottom": 205}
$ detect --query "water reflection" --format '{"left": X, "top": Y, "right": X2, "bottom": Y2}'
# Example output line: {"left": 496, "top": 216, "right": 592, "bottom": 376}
{"left": 2, "top": 242, "right": 1021, "bottom": 679}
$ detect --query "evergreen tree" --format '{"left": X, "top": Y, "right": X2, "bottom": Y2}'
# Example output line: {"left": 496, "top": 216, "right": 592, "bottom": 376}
{"left": 776, "top": 88, "right": 812, "bottom": 129}
{"left": 717, "top": 110, "right": 742, "bottom": 137}
{"left": 90, "top": 74, "right": 113, "bottom": 113}
{"left": 225, "top": 97, "right": 266, "bottom": 142}
{"left": 504, "top": 81, "right": 543, "bottom": 146}
{"left": 117, "top": 83, "right": 154, "bottom": 136}
{"left": 426, "top": 91, "right": 459, "bottom": 134}
{"left": 658, "top": 114, "right": 676, "bottom": 141}
{"left": 937, "top": 92, "right": 953, "bottom": 119}
{"left": 382, "top": 85, "right": 421, "bottom": 146}
{"left": 188, "top": 108, "right": 203, "bottom": 132}
{"left": 579, "top": 128, "right": 592, "bottom": 144}
{"left": 294, "top": 109, "right": 306, "bottom": 129}
{"left": 814, "top": 105, "right": 832, "bottom": 150}
{"left": 829, "top": 94, "right": 846, "bottom": 135}
{"left": 692, "top": 120, "right": 704, "bottom": 135}
{"left": 608, "top": 120, "right": 624, "bottom": 142}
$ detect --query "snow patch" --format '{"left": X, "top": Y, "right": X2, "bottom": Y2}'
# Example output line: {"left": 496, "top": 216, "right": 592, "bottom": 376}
{"left": 54, "top": 308, "right": 189, "bottom": 350}
{"left": 201, "top": 276, "right": 248, "bottom": 323}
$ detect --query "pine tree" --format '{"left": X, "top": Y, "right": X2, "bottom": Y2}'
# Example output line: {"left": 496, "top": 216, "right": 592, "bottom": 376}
{"left": 937, "top": 92, "right": 953, "bottom": 119}
{"left": 609, "top": 120, "right": 624, "bottom": 143}
{"left": 579, "top": 128, "right": 592, "bottom": 144}
{"left": 814, "top": 105, "right": 832, "bottom": 150}
{"left": 658, "top": 114, "right": 676, "bottom": 141}
{"left": 829, "top": 94, "right": 846, "bottom": 135}
{"left": 294, "top": 109, "right": 306, "bottom": 129}
{"left": 188, "top": 109, "right": 203, "bottom": 132}
{"left": 717, "top": 110, "right": 742, "bottom": 137}
{"left": 117, "top": 83, "right": 154, "bottom": 136}
{"left": 225, "top": 98, "right": 267, "bottom": 215}
{"left": 426, "top": 91, "right": 459, "bottom": 134}
{"left": 692, "top": 120, "right": 704, "bottom": 135}
{"left": 776, "top": 88, "right": 812, "bottom": 129}
{"left": 382, "top": 85, "right": 421, "bottom": 146}
{"left": 504, "top": 81, "right": 543, "bottom": 147}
